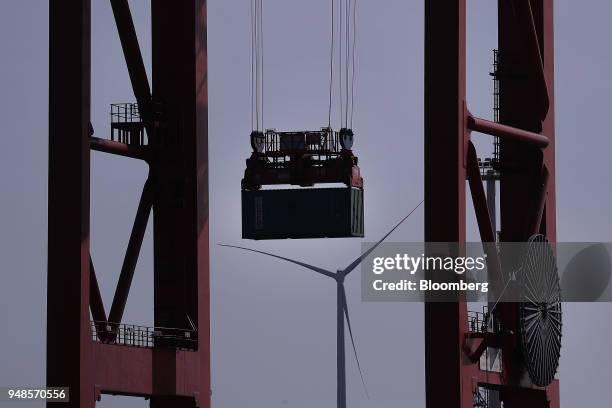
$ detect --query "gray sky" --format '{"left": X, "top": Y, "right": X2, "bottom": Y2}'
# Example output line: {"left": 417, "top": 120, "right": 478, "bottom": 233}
{"left": 1, "top": 1, "right": 611, "bottom": 407}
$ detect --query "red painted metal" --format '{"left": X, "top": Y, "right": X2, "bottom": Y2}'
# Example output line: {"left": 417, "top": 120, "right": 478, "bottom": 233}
{"left": 424, "top": 1, "right": 471, "bottom": 408}
{"left": 89, "top": 257, "right": 107, "bottom": 324}
{"left": 47, "top": 0, "right": 93, "bottom": 406}
{"left": 89, "top": 257, "right": 108, "bottom": 340}
{"left": 425, "top": 0, "right": 559, "bottom": 407}
{"left": 109, "top": 0, "right": 153, "bottom": 122}
{"left": 149, "top": 0, "right": 210, "bottom": 405}
{"left": 528, "top": 166, "right": 550, "bottom": 237}
{"left": 47, "top": 0, "right": 560, "bottom": 405}
{"left": 93, "top": 344, "right": 154, "bottom": 396}
{"left": 90, "top": 136, "right": 150, "bottom": 161}
{"left": 497, "top": 4, "right": 558, "bottom": 403}
{"left": 91, "top": 343, "right": 201, "bottom": 398}
{"left": 47, "top": 1, "right": 210, "bottom": 406}
{"left": 468, "top": 116, "right": 549, "bottom": 148}
{"left": 513, "top": 0, "right": 550, "bottom": 121}
{"left": 108, "top": 178, "right": 153, "bottom": 325}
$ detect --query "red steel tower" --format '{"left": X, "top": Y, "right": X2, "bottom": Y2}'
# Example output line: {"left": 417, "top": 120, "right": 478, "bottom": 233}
{"left": 425, "top": 0, "right": 559, "bottom": 407}
{"left": 47, "top": 1, "right": 209, "bottom": 406}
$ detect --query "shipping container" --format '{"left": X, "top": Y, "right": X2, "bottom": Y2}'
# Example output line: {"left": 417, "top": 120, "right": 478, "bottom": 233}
{"left": 242, "top": 187, "right": 364, "bottom": 239}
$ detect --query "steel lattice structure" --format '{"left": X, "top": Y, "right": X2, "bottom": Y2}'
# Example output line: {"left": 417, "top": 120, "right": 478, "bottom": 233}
{"left": 47, "top": 0, "right": 560, "bottom": 407}
{"left": 424, "top": 0, "right": 559, "bottom": 407}
{"left": 47, "top": 1, "right": 209, "bottom": 407}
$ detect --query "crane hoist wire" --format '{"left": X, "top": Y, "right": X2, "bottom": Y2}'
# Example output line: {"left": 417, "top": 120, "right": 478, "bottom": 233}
{"left": 350, "top": 0, "right": 357, "bottom": 128}
{"left": 333, "top": 0, "right": 357, "bottom": 130}
{"left": 251, "top": 0, "right": 264, "bottom": 132}
{"left": 243, "top": 1, "right": 364, "bottom": 240}
{"left": 251, "top": 0, "right": 358, "bottom": 132}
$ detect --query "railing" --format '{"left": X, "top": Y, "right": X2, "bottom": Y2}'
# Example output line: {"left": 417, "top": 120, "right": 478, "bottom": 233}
{"left": 110, "top": 103, "right": 147, "bottom": 145}
{"left": 111, "top": 103, "right": 142, "bottom": 123}
{"left": 468, "top": 307, "right": 504, "bottom": 374}
{"left": 467, "top": 306, "right": 501, "bottom": 334}
{"left": 91, "top": 321, "right": 197, "bottom": 351}
{"left": 262, "top": 128, "right": 342, "bottom": 158}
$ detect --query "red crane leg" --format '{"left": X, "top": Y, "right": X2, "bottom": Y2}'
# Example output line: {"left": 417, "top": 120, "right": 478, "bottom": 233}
{"left": 498, "top": 0, "right": 559, "bottom": 405}
{"left": 150, "top": 0, "right": 210, "bottom": 406}
{"left": 426, "top": 1, "right": 559, "bottom": 407}
{"left": 424, "top": 1, "right": 474, "bottom": 408}
{"left": 47, "top": 0, "right": 94, "bottom": 406}
{"left": 48, "top": 1, "right": 210, "bottom": 406}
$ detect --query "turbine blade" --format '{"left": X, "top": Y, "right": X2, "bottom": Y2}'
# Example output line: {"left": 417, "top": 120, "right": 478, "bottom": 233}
{"left": 340, "top": 284, "right": 370, "bottom": 399}
{"left": 219, "top": 244, "right": 336, "bottom": 279}
{"left": 343, "top": 200, "right": 423, "bottom": 276}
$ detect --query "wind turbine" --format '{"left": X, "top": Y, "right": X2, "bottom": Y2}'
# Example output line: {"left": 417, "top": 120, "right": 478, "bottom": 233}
{"left": 220, "top": 200, "right": 423, "bottom": 408}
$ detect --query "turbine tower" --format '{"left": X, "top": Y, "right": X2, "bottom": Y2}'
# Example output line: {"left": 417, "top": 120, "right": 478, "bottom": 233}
{"left": 222, "top": 201, "right": 422, "bottom": 408}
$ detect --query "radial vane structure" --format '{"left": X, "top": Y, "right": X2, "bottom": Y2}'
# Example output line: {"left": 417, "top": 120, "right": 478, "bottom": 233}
{"left": 518, "top": 234, "right": 563, "bottom": 387}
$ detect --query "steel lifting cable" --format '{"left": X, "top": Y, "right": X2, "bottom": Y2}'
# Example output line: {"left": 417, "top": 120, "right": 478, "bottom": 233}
{"left": 251, "top": 0, "right": 264, "bottom": 132}
{"left": 345, "top": 0, "right": 350, "bottom": 128}
{"left": 330, "top": 0, "right": 357, "bottom": 130}
{"left": 255, "top": 0, "right": 259, "bottom": 131}
{"left": 259, "top": 0, "right": 264, "bottom": 131}
{"left": 327, "top": 0, "right": 335, "bottom": 128}
{"left": 350, "top": 0, "right": 357, "bottom": 128}
{"left": 251, "top": 0, "right": 255, "bottom": 131}
{"left": 339, "top": 0, "right": 344, "bottom": 128}
{"left": 253, "top": 1, "right": 355, "bottom": 133}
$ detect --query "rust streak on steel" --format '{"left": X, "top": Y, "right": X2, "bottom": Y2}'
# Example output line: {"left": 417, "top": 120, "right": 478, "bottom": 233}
{"left": 90, "top": 137, "right": 150, "bottom": 161}
{"left": 468, "top": 116, "right": 549, "bottom": 148}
